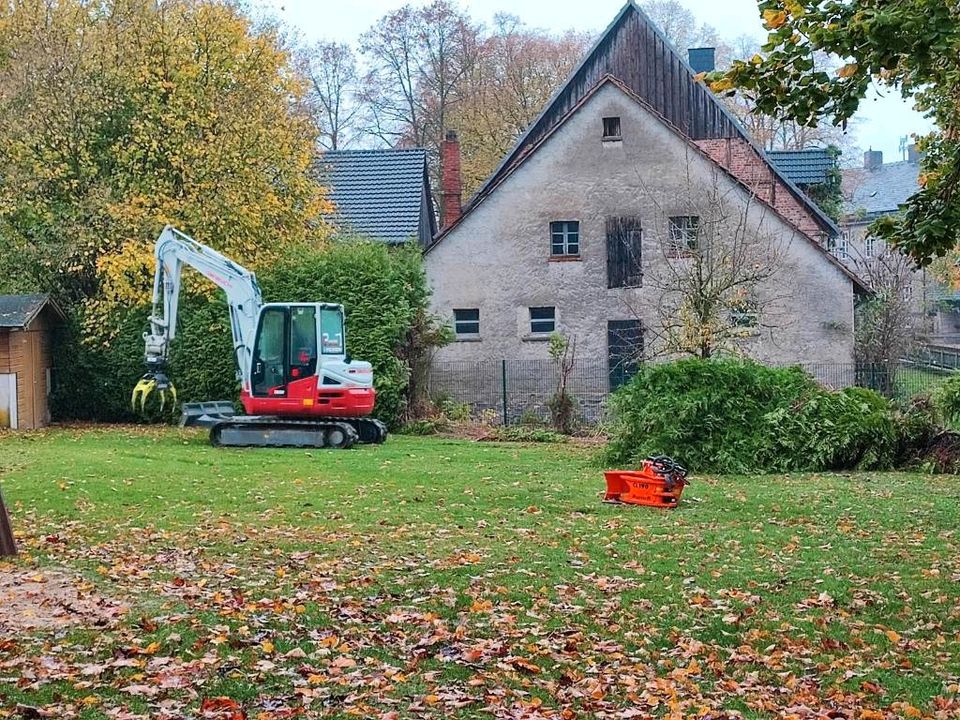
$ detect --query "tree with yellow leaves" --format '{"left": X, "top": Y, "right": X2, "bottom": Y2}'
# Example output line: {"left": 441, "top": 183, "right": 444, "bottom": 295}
{"left": 0, "top": 0, "right": 329, "bottom": 312}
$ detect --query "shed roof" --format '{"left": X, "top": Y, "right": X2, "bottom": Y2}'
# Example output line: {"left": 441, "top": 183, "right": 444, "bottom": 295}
{"left": 316, "top": 149, "right": 434, "bottom": 244}
{"left": 767, "top": 149, "right": 836, "bottom": 186}
{"left": 0, "top": 294, "right": 64, "bottom": 329}
{"left": 842, "top": 161, "right": 920, "bottom": 220}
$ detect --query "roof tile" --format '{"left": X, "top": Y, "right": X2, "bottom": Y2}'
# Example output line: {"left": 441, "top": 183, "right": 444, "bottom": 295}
{"left": 316, "top": 149, "right": 431, "bottom": 244}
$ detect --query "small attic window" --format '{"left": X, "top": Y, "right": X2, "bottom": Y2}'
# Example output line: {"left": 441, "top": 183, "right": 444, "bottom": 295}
{"left": 602, "top": 116, "right": 621, "bottom": 141}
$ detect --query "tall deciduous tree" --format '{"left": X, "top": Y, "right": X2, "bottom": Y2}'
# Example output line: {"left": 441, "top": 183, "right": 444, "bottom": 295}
{"left": 0, "top": 0, "right": 328, "bottom": 312}
{"left": 713, "top": 0, "right": 959, "bottom": 266}
{"left": 359, "top": 1, "right": 479, "bottom": 159}
{"left": 454, "top": 14, "right": 590, "bottom": 194}
{"left": 302, "top": 41, "right": 362, "bottom": 151}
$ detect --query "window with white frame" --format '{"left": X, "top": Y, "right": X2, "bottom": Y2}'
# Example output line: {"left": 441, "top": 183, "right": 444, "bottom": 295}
{"left": 838, "top": 232, "right": 849, "bottom": 260}
{"left": 864, "top": 236, "right": 879, "bottom": 258}
{"left": 453, "top": 308, "right": 480, "bottom": 338}
{"left": 529, "top": 306, "right": 556, "bottom": 335}
{"left": 550, "top": 221, "right": 580, "bottom": 257}
{"left": 668, "top": 216, "right": 700, "bottom": 256}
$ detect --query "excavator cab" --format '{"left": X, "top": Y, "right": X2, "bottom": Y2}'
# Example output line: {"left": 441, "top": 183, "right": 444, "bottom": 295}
{"left": 244, "top": 303, "right": 375, "bottom": 419}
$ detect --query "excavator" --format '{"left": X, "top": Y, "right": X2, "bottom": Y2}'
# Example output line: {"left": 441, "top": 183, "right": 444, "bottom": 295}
{"left": 131, "top": 226, "right": 387, "bottom": 449}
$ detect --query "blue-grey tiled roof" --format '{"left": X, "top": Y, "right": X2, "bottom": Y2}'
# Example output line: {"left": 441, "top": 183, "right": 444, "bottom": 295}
{"left": 316, "top": 149, "right": 431, "bottom": 244}
{"left": 767, "top": 149, "right": 836, "bottom": 186}
{"left": 0, "top": 294, "right": 63, "bottom": 329}
{"left": 842, "top": 161, "right": 920, "bottom": 219}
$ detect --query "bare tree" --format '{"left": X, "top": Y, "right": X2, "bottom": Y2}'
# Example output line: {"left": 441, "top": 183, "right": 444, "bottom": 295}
{"left": 302, "top": 41, "right": 362, "bottom": 151}
{"left": 359, "top": 1, "right": 479, "bottom": 151}
{"left": 625, "top": 162, "right": 794, "bottom": 359}
{"left": 849, "top": 242, "right": 926, "bottom": 393}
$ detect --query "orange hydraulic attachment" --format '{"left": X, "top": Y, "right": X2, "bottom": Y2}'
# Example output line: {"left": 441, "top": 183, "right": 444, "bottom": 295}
{"left": 603, "top": 456, "right": 689, "bottom": 509}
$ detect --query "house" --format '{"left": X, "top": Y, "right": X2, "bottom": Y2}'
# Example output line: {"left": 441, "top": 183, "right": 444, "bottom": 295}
{"left": 838, "top": 148, "right": 955, "bottom": 338}
{"left": 316, "top": 148, "right": 437, "bottom": 247}
{"left": 423, "top": 1, "right": 864, "bottom": 401}
{"left": 0, "top": 294, "right": 64, "bottom": 430}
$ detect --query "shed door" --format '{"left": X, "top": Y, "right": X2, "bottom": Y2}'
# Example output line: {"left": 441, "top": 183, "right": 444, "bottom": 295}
{"left": 0, "top": 374, "right": 16, "bottom": 429}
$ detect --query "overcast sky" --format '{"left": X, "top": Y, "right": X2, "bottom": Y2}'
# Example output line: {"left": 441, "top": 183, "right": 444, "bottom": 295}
{"left": 254, "top": 0, "right": 934, "bottom": 164}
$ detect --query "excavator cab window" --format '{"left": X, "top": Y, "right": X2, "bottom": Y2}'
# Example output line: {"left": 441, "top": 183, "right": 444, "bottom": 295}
{"left": 320, "top": 307, "right": 345, "bottom": 356}
{"left": 289, "top": 306, "right": 317, "bottom": 380}
{"left": 252, "top": 305, "right": 322, "bottom": 396}
{"left": 252, "top": 307, "right": 287, "bottom": 396}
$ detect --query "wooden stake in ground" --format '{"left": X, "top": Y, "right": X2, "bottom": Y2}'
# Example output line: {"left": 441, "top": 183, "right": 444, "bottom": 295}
{"left": 0, "top": 485, "right": 15, "bottom": 556}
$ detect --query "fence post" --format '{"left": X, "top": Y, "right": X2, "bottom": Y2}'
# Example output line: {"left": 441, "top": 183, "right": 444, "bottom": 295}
{"left": 0, "top": 485, "right": 16, "bottom": 557}
{"left": 501, "top": 358, "right": 508, "bottom": 426}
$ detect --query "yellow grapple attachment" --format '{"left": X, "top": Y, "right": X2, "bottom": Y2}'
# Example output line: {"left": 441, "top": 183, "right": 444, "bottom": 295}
{"left": 131, "top": 373, "right": 178, "bottom": 415}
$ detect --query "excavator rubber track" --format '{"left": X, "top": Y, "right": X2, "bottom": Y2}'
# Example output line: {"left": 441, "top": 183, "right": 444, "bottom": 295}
{"left": 209, "top": 416, "right": 387, "bottom": 449}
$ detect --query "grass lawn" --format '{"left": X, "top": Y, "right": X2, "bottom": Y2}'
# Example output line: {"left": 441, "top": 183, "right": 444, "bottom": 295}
{"left": 0, "top": 427, "right": 958, "bottom": 719}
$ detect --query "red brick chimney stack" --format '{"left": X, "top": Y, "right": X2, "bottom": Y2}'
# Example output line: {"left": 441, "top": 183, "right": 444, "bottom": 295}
{"left": 440, "top": 130, "right": 462, "bottom": 229}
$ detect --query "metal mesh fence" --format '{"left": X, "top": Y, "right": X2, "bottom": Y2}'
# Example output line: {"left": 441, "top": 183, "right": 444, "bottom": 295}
{"left": 427, "top": 359, "right": 956, "bottom": 426}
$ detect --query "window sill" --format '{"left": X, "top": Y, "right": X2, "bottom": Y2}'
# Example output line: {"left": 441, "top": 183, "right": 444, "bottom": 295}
{"left": 602, "top": 136, "right": 623, "bottom": 143}
{"left": 521, "top": 334, "right": 553, "bottom": 342}
{"left": 455, "top": 336, "right": 482, "bottom": 343}
{"left": 548, "top": 255, "right": 582, "bottom": 263}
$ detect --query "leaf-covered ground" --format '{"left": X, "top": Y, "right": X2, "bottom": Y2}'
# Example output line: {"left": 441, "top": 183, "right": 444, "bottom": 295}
{"left": 0, "top": 427, "right": 958, "bottom": 719}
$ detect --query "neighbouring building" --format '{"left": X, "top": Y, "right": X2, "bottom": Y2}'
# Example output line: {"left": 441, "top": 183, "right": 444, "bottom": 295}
{"left": 316, "top": 148, "right": 437, "bottom": 247}
{"left": 0, "top": 294, "right": 64, "bottom": 430}
{"left": 423, "top": 0, "right": 865, "bottom": 413}
{"left": 839, "top": 147, "right": 958, "bottom": 339}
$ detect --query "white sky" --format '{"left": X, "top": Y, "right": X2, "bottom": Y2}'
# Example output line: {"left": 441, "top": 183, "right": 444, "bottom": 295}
{"left": 255, "top": 0, "right": 935, "bottom": 164}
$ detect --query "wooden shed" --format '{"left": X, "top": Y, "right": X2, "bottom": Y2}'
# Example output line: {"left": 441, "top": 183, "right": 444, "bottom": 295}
{"left": 0, "top": 294, "right": 65, "bottom": 429}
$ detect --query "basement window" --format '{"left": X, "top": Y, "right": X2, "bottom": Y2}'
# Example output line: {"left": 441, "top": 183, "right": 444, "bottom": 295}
{"left": 453, "top": 308, "right": 480, "bottom": 338}
{"left": 529, "top": 306, "right": 556, "bottom": 335}
{"left": 602, "top": 116, "right": 622, "bottom": 141}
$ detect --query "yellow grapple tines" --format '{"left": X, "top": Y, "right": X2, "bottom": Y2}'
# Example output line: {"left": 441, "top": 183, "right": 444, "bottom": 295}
{"left": 132, "top": 376, "right": 178, "bottom": 415}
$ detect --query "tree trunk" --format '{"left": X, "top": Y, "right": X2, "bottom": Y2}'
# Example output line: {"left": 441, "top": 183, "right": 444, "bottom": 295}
{"left": 0, "top": 486, "right": 16, "bottom": 557}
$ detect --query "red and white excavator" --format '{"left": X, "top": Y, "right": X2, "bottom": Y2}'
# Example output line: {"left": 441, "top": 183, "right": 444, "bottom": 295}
{"left": 131, "top": 226, "right": 387, "bottom": 449}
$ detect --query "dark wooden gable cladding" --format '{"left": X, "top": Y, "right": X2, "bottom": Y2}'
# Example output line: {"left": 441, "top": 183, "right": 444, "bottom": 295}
{"left": 489, "top": 2, "right": 739, "bottom": 193}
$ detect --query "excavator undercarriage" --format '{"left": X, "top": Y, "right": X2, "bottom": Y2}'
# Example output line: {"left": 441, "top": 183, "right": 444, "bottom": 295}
{"left": 188, "top": 410, "right": 387, "bottom": 449}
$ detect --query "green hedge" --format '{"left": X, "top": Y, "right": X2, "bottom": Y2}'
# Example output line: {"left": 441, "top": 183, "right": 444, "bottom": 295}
{"left": 605, "top": 359, "right": 901, "bottom": 473}
{"left": 51, "top": 240, "right": 432, "bottom": 427}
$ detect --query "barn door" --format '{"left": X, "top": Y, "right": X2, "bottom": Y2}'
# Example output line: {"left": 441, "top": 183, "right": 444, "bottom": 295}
{"left": 607, "top": 320, "right": 643, "bottom": 391}
{"left": 0, "top": 374, "right": 16, "bottom": 429}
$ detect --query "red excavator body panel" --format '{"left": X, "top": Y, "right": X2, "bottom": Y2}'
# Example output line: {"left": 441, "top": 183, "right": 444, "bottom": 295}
{"left": 240, "top": 376, "right": 376, "bottom": 419}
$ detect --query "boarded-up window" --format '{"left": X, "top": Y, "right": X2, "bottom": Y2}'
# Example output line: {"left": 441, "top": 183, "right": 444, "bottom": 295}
{"left": 606, "top": 216, "right": 643, "bottom": 288}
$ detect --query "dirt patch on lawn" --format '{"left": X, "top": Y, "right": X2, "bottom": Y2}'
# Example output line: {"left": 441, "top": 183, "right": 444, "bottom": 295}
{"left": 0, "top": 566, "right": 126, "bottom": 633}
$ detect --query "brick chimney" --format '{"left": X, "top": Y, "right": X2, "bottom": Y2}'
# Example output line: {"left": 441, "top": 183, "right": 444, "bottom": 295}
{"left": 864, "top": 149, "right": 883, "bottom": 170}
{"left": 907, "top": 143, "right": 922, "bottom": 164}
{"left": 440, "top": 130, "right": 462, "bottom": 229}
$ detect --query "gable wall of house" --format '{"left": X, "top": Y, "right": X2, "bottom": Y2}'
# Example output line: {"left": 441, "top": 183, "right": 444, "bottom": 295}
{"left": 696, "top": 138, "right": 826, "bottom": 242}
{"left": 426, "top": 84, "right": 854, "bottom": 388}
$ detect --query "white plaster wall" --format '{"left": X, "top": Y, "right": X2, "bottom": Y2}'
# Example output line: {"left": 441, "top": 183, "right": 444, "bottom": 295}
{"left": 426, "top": 82, "right": 855, "bottom": 371}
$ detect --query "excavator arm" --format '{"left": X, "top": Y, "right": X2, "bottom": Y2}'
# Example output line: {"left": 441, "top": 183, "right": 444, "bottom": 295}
{"left": 133, "top": 226, "right": 263, "bottom": 412}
